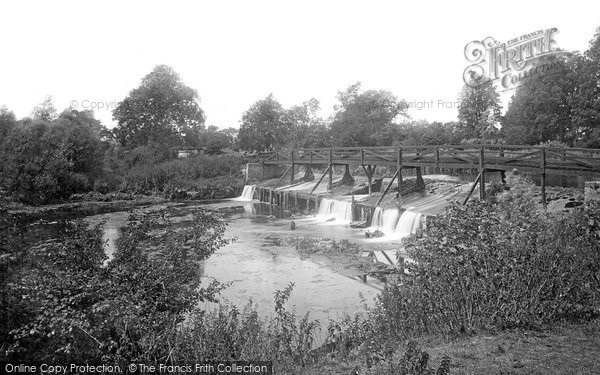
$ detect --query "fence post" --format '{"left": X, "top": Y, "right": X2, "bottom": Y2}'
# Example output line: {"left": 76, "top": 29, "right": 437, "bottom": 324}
{"left": 541, "top": 148, "right": 547, "bottom": 208}
{"left": 291, "top": 149, "right": 295, "bottom": 183}
{"left": 479, "top": 147, "right": 486, "bottom": 200}
{"left": 328, "top": 148, "right": 333, "bottom": 192}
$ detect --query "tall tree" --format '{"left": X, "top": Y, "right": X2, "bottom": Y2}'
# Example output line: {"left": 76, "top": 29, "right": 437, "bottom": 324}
{"left": 219, "top": 127, "right": 239, "bottom": 150}
{"left": 502, "top": 55, "right": 576, "bottom": 145}
{"left": 330, "top": 83, "right": 408, "bottom": 146}
{"left": 238, "top": 94, "right": 287, "bottom": 152}
{"left": 0, "top": 106, "right": 16, "bottom": 141}
{"left": 457, "top": 81, "right": 502, "bottom": 141}
{"left": 281, "top": 98, "right": 325, "bottom": 148}
{"left": 31, "top": 96, "right": 58, "bottom": 122}
{"left": 568, "top": 28, "right": 600, "bottom": 147}
{"left": 1, "top": 109, "right": 106, "bottom": 203}
{"left": 112, "top": 65, "right": 205, "bottom": 149}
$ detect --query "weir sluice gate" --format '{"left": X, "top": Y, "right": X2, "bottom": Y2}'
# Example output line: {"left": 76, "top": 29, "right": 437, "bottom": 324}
{"left": 238, "top": 162, "right": 450, "bottom": 267}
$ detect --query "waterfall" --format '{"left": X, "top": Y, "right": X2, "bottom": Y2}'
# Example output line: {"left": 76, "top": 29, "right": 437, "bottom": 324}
{"left": 395, "top": 211, "right": 422, "bottom": 237}
{"left": 317, "top": 198, "right": 334, "bottom": 216}
{"left": 370, "top": 207, "right": 400, "bottom": 233}
{"left": 371, "top": 207, "right": 383, "bottom": 227}
{"left": 317, "top": 198, "right": 353, "bottom": 223}
{"left": 237, "top": 185, "right": 256, "bottom": 201}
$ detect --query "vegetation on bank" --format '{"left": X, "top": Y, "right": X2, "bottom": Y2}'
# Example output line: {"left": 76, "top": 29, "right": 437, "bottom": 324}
{"left": 2, "top": 172, "right": 599, "bottom": 373}
{"left": 0, "top": 118, "right": 245, "bottom": 205}
{"left": 0, "top": 66, "right": 244, "bottom": 206}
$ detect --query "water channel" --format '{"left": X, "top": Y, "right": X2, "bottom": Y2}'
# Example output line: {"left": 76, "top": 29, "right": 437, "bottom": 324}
{"left": 81, "top": 199, "right": 391, "bottom": 328}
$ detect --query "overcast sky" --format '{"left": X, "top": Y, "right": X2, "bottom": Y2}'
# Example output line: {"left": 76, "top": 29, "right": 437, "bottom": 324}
{"left": 1, "top": 0, "right": 599, "bottom": 129}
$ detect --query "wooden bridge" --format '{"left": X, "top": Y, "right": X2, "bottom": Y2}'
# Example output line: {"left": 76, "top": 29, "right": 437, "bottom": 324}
{"left": 257, "top": 145, "right": 600, "bottom": 205}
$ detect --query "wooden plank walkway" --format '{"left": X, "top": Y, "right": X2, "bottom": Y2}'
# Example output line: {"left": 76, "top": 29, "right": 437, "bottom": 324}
{"left": 258, "top": 145, "right": 600, "bottom": 178}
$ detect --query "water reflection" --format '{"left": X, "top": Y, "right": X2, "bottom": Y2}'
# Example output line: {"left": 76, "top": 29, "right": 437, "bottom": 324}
{"left": 79, "top": 201, "right": 384, "bottom": 325}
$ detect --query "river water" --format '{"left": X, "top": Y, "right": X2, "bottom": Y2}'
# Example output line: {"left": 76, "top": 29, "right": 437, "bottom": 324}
{"left": 82, "top": 200, "right": 387, "bottom": 330}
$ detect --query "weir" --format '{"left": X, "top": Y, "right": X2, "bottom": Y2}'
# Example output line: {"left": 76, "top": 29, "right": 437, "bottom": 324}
{"left": 242, "top": 185, "right": 427, "bottom": 236}
{"left": 237, "top": 185, "right": 256, "bottom": 201}
{"left": 237, "top": 183, "right": 433, "bottom": 270}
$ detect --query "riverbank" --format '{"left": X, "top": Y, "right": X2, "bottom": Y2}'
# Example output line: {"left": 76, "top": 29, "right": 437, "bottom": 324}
{"left": 300, "top": 319, "right": 600, "bottom": 374}
{"left": 3, "top": 194, "right": 168, "bottom": 221}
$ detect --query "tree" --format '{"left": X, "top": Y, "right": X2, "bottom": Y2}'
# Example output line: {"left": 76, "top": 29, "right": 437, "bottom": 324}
{"left": 112, "top": 65, "right": 205, "bottom": 149}
{"left": 0, "top": 106, "right": 16, "bottom": 141}
{"left": 219, "top": 127, "right": 239, "bottom": 150}
{"left": 50, "top": 109, "right": 106, "bottom": 179}
{"left": 282, "top": 98, "right": 326, "bottom": 148}
{"left": 568, "top": 28, "right": 600, "bottom": 147}
{"left": 31, "top": 96, "right": 58, "bottom": 122}
{"left": 238, "top": 94, "right": 287, "bottom": 152}
{"left": 457, "top": 81, "right": 502, "bottom": 141}
{"left": 329, "top": 83, "right": 408, "bottom": 146}
{"left": 502, "top": 55, "right": 576, "bottom": 145}
{"left": 0, "top": 109, "right": 106, "bottom": 204}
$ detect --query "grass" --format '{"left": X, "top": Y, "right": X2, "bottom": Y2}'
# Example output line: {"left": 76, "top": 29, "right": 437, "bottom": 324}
{"left": 296, "top": 319, "right": 600, "bottom": 374}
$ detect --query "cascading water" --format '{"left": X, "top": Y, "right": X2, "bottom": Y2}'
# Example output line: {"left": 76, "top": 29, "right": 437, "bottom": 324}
{"left": 317, "top": 198, "right": 334, "bottom": 216}
{"left": 370, "top": 207, "right": 383, "bottom": 227}
{"left": 369, "top": 207, "right": 400, "bottom": 233}
{"left": 317, "top": 198, "right": 353, "bottom": 223}
{"left": 237, "top": 185, "right": 256, "bottom": 201}
{"left": 395, "top": 211, "right": 422, "bottom": 237}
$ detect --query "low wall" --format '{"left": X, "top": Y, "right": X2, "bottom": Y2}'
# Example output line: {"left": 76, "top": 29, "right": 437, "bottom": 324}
{"left": 245, "top": 163, "right": 286, "bottom": 184}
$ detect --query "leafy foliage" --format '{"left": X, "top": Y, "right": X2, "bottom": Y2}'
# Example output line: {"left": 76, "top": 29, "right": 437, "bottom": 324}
{"left": 238, "top": 94, "right": 287, "bottom": 152}
{"left": 457, "top": 81, "right": 502, "bottom": 141}
{"left": 0, "top": 110, "right": 107, "bottom": 204}
{"left": 116, "top": 154, "right": 244, "bottom": 199}
{"left": 112, "top": 65, "right": 206, "bottom": 149}
{"left": 2, "top": 208, "right": 228, "bottom": 363}
{"left": 503, "top": 28, "right": 600, "bottom": 146}
{"left": 175, "top": 283, "right": 321, "bottom": 372}
{"left": 330, "top": 82, "right": 409, "bottom": 147}
{"left": 238, "top": 95, "right": 328, "bottom": 152}
{"left": 370, "top": 194, "right": 600, "bottom": 338}
{"left": 503, "top": 55, "right": 576, "bottom": 145}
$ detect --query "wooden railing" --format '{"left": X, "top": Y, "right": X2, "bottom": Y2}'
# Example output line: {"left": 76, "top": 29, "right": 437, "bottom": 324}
{"left": 258, "top": 145, "right": 600, "bottom": 178}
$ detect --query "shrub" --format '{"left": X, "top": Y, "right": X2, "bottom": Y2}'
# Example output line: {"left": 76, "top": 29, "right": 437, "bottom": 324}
{"left": 2, "top": 208, "right": 229, "bottom": 363}
{"left": 369, "top": 198, "right": 600, "bottom": 338}
{"left": 175, "top": 283, "right": 321, "bottom": 372}
{"left": 118, "top": 154, "right": 244, "bottom": 198}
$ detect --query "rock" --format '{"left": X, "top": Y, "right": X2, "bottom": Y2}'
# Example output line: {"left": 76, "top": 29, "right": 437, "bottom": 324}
{"left": 565, "top": 201, "right": 583, "bottom": 208}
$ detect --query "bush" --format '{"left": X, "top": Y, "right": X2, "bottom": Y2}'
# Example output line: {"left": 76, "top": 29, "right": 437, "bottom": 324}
{"left": 118, "top": 154, "right": 244, "bottom": 198}
{"left": 369, "top": 198, "right": 600, "bottom": 339}
{"left": 166, "top": 283, "right": 321, "bottom": 372}
{"left": 0, "top": 113, "right": 106, "bottom": 204}
{"left": 2, "top": 208, "right": 229, "bottom": 363}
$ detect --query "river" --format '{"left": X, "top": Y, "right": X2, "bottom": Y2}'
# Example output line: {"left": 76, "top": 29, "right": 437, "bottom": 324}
{"left": 80, "top": 199, "right": 386, "bottom": 331}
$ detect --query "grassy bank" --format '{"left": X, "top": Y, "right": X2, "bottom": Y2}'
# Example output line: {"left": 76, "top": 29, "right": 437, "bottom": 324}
{"left": 298, "top": 319, "right": 600, "bottom": 374}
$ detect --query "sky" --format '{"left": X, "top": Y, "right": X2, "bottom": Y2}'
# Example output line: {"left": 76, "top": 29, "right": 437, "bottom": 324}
{"left": 1, "top": 0, "right": 599, "bottom": 130}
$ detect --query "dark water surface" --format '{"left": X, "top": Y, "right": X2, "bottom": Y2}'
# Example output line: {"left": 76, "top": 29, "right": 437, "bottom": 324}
{"left": 76, "top": 200, "right": 385, "bottom": 329}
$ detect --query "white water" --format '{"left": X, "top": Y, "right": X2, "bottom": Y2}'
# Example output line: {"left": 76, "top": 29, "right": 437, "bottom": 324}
{"left": 369, "top": 207, "right": 400, "bottom": 233}
{"left": 236, "top": 185, "right": 256, "bottom": 201}
{"left": 316, "top": 198, "right": 353, "bottom": 223}
{"left": 366, "top": 208, "right": 423, "bottom": 242}
{"left": 395, "top": 211, "right": 422, "bottom": 237}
